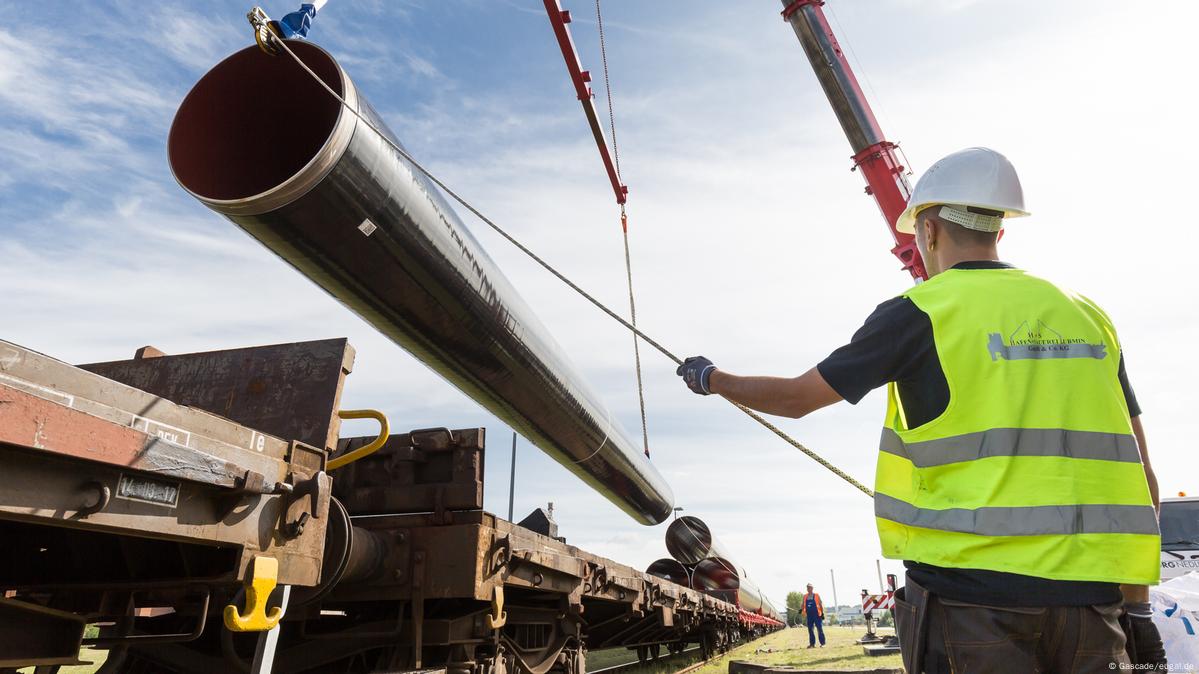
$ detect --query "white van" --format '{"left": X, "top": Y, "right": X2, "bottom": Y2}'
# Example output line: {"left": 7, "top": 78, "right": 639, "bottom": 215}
{"left": 1160, "top": 496, "right": 1199, "bottom": 582}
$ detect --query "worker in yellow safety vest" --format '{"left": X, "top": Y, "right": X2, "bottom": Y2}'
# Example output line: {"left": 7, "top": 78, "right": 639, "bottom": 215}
{"left": 677, "top": 148, "right": 1164, "bottom": 673}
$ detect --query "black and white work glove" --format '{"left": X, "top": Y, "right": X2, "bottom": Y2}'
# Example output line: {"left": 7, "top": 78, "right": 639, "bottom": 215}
{"left": 677, "top": 356, "right": 717, "bottom": 396}
{"left": 1120, "top": 602, "right": 1168, "bottom": 669}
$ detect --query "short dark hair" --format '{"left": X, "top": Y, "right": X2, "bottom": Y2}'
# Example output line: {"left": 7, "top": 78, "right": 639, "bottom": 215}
{"left": 917, "top": 206, "right": 1000, "bottom": 247}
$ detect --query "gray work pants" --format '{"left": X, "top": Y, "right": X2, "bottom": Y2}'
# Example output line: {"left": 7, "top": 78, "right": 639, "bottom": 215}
{"left": 894, "top": 575, "right": 1131, "bottom": 673}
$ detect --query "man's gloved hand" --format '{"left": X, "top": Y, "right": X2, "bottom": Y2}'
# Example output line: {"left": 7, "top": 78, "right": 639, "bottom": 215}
{"left": 676, "top": 356, "right": 717, "bottom": 396}
{"left": 1120, "top": 602, "right": 1168, "bottom": 669}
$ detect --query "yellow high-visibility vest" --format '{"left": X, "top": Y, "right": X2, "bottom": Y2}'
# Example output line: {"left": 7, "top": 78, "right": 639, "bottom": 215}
{"left": 875, "top": 268, "right": 1159, "bottom": 585}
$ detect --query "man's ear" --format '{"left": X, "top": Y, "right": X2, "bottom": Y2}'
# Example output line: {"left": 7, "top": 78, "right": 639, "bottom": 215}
{"left": 924, "top": 218, "right": 938, "bottom": 251}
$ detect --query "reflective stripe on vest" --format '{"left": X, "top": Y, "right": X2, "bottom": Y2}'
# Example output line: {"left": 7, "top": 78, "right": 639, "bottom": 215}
{"left": 875, "top": 268, "right": 1159, "bottom": 585}
{"left": 880, "top": 427, "right": 1142, "bottom": 468}
{"left": 875, "top": 493, "right": 1159, "bottom": 537}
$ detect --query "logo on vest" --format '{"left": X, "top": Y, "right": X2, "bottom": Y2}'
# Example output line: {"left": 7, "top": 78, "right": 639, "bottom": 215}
{"left": 987, "top": 320, "right": 1107, "bottom": 361}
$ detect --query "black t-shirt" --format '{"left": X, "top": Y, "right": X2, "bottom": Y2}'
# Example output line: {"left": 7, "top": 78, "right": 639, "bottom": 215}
{"left": 817, "top": 261, "right": 1138, "bottom": 607}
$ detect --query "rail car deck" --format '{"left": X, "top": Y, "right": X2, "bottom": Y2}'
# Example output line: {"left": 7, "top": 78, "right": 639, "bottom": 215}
{"left": 0, "top": 338, "right": 767, "bottom": 673}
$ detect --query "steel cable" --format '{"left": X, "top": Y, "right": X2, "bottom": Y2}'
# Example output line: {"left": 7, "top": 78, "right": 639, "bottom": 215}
{"left": 619, "top": 215, "right": 651, "bottom": 458}
{"left": 594, "top": 0, "right": 651, "bottom": 459}
{"left": 265, "top": 35, "right": 874, "bottom": 499}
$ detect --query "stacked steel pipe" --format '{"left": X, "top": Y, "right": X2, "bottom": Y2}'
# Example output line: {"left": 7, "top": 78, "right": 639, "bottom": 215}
{"left": 645, "top": 558, "right": 692, "bottom": 587}
{"left": 647, "top": 516, "right": 783, "bottom": 622}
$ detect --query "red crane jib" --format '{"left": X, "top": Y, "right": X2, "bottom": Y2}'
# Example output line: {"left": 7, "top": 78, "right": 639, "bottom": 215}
{"left": 782, "top": 0, "right": 927, "bottom": 280}
{"left": 542, "top": 0, "right": 627, "bottom": 206}
{"left": 543, "top": 0, "right": 925, "bottom": 278}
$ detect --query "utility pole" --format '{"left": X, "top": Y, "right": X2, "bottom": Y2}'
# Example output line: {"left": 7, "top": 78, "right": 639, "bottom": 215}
{"left": 508, "top": 432, "right": 517, "bottom": 522}
{"left": 876, "top": 559, "right": 884, "bottom": 594}
{"left": 830, "top": 568, "right": 839, "bottom": 617}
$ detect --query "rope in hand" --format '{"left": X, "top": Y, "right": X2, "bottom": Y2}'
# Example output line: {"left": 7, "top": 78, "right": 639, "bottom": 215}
{"left": 263, "top": 33, "right": 874, "bottom": 500}
{"left": 594, "top": 0, "right": 651, "bottom": 459}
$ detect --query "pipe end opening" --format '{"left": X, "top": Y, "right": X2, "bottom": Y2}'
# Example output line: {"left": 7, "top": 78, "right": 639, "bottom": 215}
{"left": 168, "top": 41, "right": 345, "bottom": 203}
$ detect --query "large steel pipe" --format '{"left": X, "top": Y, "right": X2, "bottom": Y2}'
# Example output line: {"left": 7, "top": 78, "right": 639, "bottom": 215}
{"left": 645, "top": 558, "right": 691, "bottom": 587}
{"left": 664, "top": 515, "right": 730, "bottom": 565}
{"left": 167, "top": 42, "right": 673, "bottom": 524}
{"left": 667, "top": 515, "right": 775, "bottom": 617}
{"left": 691, "top": 557, "right": 768, "bottom": 616}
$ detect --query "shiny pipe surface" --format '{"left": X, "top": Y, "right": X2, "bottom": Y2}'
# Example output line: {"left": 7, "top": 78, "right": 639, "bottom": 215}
{"left": 760, "top": 597, "right": 782, "bottom": 624}
{"left": 645, "top": 558, "right": 692, "bottom": 587}
{"left": 691, "top": 557, "right": 767, "bottom": 616}
{"left": 167, "top": 42, "right": 673, "bottom": 524}
{"left": 664, "top": 515, "right": 731, "bottom": 565}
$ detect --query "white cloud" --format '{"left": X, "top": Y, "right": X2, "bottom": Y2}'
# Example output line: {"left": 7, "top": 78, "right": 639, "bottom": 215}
{"left": 890, "top": 0, "right": 983, "bottom": 12}
{"left": 145, "top": 11, "right": 245, "bottom": 71}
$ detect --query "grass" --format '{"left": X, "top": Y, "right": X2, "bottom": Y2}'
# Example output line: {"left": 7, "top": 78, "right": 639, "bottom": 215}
{"left": 687, "top": 625, "right": 902, "bottom": 674}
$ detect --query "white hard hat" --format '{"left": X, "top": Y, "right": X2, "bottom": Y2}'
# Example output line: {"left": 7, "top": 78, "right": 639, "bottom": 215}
{"left": 895, "top": 147, "right": 1029, "bottom": 234}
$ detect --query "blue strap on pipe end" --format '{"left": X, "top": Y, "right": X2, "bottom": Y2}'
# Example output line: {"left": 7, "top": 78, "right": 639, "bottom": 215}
{"left": 277, "top": 3, "right": 318, "bottom": 39}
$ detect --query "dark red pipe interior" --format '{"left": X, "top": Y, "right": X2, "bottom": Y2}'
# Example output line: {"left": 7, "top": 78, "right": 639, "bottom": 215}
{"left": 168, "top": 42, "right": 343, "bottom": 201}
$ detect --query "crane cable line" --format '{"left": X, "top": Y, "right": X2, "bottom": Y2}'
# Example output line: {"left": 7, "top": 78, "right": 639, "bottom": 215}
{"left": 261, "top": 32, "right": 875, "bottom": 500}
{"left": 593, "top": 0, "right": 651, "bottom": 460}
{"left": 824, "top": 0, "right": 896, "bottom": 148}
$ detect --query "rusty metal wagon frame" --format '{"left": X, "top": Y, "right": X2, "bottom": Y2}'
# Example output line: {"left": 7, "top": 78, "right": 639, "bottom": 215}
{"left": 0, "top": 338, "right": 748, "bottom": 673}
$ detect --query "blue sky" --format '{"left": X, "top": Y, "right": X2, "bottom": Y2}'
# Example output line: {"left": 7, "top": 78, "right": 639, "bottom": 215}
{"left": 2, "top": 1, "right": 1197, "bottom": 609}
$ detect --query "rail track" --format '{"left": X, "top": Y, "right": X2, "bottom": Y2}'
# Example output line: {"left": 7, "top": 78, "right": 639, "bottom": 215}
{"left": 587, "top": 646, "right": 708, "bottom": 674}
{"left": 587, "top": 633, "right": 771, "bottom": 674}
{"left": 672, "top": 657, "right": 715, "bottom": 674}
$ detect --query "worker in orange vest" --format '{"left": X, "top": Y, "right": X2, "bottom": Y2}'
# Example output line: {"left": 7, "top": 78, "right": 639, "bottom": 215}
{"left": 801, "top": 583, "right": 826, "bottom": 648}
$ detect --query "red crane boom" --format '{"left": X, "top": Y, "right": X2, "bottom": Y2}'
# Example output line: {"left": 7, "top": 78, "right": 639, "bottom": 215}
{"left": 542, "top": 0, "right": 627, "bottom": 206}
{"left": 780, "top": 0, "right": 927, "bottom": 280}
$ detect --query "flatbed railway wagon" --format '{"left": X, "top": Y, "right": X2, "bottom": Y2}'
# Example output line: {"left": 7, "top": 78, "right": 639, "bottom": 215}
{"left": 0, "top": 338, "right": 774, "bottom": 673}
